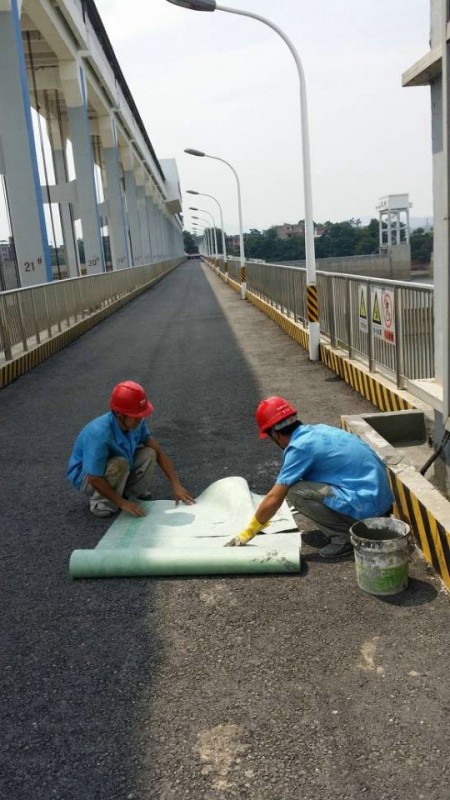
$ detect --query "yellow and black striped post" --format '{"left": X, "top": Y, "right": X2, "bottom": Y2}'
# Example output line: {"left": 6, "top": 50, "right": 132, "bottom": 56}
{"left": 240, "top": 265, "right": 247, "bottom": 299}
{"left": 306, "top": 284, "right": 319, "bottom": 324}
{"left": 306, "top": 283, "right": 320, "bottom": 360}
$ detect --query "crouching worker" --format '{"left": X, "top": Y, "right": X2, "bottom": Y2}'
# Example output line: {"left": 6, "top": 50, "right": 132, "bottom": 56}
{"left": 67, "top": 380, "right": 194, "bottom": 518}
{"left": 225, "top": 396, "right": 394, "bottom": 559}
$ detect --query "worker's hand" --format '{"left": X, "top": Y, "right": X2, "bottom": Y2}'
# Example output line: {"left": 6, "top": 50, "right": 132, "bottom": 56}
{"left": 173, "top": 483, "right": 195, "bottom": 506}
{"left": 225, "top": 536, "right": 246, "bottom": 547}
{"left": 224, "top": 515, "right": 267, "bottom": 548}
{"left": 119, "top": 498, "right": 146, "bottom": 517}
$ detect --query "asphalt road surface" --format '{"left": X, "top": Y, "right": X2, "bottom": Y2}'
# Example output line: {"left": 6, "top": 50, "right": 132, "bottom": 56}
{"left": 1, "top": 261, "right": 449, "bottom": 800}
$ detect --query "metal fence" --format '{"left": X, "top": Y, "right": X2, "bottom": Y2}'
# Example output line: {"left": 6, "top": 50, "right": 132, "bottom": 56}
{"left": 1, "top": 255, "right": 434, "bottom": 391}
{"left": 219, "top": 258, "right": 434, "bottom": 387}
{"left": 0, "top": 259, "right": 183, "bottom": 363}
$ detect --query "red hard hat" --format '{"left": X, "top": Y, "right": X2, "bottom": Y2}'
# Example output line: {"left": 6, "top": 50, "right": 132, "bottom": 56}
{"left": 256, "top": 396, "right": 297, "bottom": 439}
{"left": 109, "top": 381, "right": 154, "bottom": 419}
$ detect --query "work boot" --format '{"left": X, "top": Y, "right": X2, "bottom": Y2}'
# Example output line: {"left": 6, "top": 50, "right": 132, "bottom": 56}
{"left": 319, "top": 540, "right": 354, "bottom": 560}
{"left": 90, "top": 501, "right": 117, "bottom": 518}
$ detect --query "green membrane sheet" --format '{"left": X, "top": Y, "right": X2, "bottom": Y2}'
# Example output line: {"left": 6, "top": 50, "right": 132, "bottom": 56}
{"left": 69, "top": 476, "right": 301, "bottom": 579}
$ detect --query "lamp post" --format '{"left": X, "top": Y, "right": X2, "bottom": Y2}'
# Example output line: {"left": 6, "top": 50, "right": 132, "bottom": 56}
{"left": 191, "top": 214, "right": 214, "bottom": 251}
{"left": 192, "top": 222, "right": 208, "bottom": 255}
{"left": 168, "top": 0, "right": 319, "bottom": 359}
{"left": 187, "top": 189, "right": 227, "bottom": 266}
{"left": 185, "top": 147, "right": 247, "bottom": 299}
{"left": 192, "top": 215, "right": 214, "bottom": 256}
{"left": 192, "top": 219, "right": 212, "bottom": 256}
{"left": 189, "top": 206, "right": 218, "bottom": 257}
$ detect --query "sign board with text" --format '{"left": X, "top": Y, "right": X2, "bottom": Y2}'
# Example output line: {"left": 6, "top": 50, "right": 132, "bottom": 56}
{"left": 371, "top": 287, "right": 395, "bottom": 344}
{"left": 358, "top": 284, "right": 368, "bottom": 333}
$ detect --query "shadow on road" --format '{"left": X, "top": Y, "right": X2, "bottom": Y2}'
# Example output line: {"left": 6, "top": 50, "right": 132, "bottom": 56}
{"left": 0, "top": 261, "right": 269, "bottom": 799}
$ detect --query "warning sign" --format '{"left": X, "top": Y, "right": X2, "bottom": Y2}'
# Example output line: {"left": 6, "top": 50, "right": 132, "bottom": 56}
{"left": 372, "top": 292, "right": 382, "bottom": 325}
{"left": 370, "top": 287, "right": 395, "bottom": 344}
{"left": 382, "top": 289, "right": 395, "bottom": 343}
{"left": 358, "top": 284, "right": 368, "bottom": 333}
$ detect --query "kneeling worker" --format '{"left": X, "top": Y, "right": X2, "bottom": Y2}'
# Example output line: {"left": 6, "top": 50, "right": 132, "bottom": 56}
{"left": 67, "top": 380, "right": 194, "bottom": 518}
{"left": 226, "top": 396, "right": 394, "bottom": 558}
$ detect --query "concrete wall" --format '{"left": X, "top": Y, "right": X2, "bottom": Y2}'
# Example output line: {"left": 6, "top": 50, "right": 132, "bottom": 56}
{"left": 275, "top": 249, "right": 411, "bottom": 280}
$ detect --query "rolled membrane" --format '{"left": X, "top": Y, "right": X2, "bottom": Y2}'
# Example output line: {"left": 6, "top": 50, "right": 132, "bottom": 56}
{"left": 69, "top": 545, "right": 300, "bottom": 579}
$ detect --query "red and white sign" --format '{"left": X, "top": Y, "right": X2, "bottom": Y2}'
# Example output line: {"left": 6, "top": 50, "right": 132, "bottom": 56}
{"left": 371, "top": 287, "right": 395, "bottom": 344}
{"left": 382, "top": 290, "right": 395, "bottom": 343}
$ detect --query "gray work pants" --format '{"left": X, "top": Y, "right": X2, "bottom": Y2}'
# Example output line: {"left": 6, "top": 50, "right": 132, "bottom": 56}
{"left": 287, "top": 481, "right": 357, "bottom": 544}
{"left": 81, "top": 446, "right": 157, "bottom": 514}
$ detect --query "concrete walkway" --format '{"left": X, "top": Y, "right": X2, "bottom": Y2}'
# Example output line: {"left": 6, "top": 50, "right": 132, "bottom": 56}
{"left": 1, "top": 261, "right": 449, "bottom": 800}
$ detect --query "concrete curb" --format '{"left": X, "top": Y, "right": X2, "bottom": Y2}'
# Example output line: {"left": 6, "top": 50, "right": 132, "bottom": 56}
{"left": 342, "top": 414, "right": 450, "bottom": 591}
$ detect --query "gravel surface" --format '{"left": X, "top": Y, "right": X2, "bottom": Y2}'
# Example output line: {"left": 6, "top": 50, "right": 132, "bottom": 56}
{"left": 1, "top": 260, "right": 449, "bottom": 800}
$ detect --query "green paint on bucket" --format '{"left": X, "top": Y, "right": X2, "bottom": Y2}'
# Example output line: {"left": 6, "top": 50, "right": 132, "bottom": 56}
{"left": 350, "top": 517, "right": 411, "bottom": 596}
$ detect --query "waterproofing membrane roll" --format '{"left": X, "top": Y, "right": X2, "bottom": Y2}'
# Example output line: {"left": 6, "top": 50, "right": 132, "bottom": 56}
{"left": 69, "top": 476, "right": 300, "bottom": 579}
{"left": 69, "top": 544, "right": 300, "bottom": 578}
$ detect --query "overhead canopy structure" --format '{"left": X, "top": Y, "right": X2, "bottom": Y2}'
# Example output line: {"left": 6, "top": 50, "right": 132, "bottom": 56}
{"left": 0, "top": 0, "right": 184, "bottom": 287}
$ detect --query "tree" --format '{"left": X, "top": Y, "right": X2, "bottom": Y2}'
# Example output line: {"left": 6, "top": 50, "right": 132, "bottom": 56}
{"left": 354, "top": 218, "right": 379, "bottom": 255}
{"left": 183, "top": 230, "right": 198, "bottom": 254}
{"left": 410, "top": 228, "right": 433, "bottom": 265}
{"left": 224, "top": 217, "right": 434, "bottom": 264}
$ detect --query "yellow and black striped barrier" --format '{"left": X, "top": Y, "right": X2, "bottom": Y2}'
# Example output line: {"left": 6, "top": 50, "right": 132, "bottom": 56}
{"left": 320, "top": 344, "right": 415, "bottom": 412}
{"left": 0, "top": 263, "right": 183, "bottom": 390}
{"left": 341, "top": 415, "right": 450, "bottom": 590}
{"left": 389, "top": 471, "right": 450, "bottom": 589}
{"left": 249, "top": 294, "right": 310, "bottom": 350}
{"left": 0, "top": 311, "right": 112, "bottom": 389}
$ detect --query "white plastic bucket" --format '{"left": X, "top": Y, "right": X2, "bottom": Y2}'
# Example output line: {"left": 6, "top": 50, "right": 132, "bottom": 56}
{"left": 350, "top": 517, "right": 411, "bottom": 596}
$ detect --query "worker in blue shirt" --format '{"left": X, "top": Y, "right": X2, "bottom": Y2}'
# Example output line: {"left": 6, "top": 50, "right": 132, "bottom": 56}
{"left": 67, "top": 380, "right": 194, "bottom": 518}
{"left": 226, "top": 396, "right": 394, "bottom": 559}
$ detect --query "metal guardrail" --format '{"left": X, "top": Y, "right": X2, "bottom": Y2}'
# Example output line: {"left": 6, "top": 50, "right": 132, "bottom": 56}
{"left": 0, "top": 259, "right": 183, "bottom": 363}
{"left": 1, "top": 255, "right": 433, "bottom": 392}
{"left": 217, "top": 258, "right": 434, "bottom": 387}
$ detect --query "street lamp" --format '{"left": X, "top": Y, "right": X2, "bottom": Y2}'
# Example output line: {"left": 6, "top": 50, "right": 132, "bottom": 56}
{"left": 167, "top": 0, "right": 216, "bottom": 8}
{"left": 191, "top": 218, "right": 213, "bottom": 256}
{"left": 187, "top": 189, "right": 227, "bottom": 265}
{"left": 169, "top": 0, "right": 319, "bottom": 359}
{"left": 188, "top": 206, "right": 218, "bottom": 257}
{"left": 192, "top": 222, "right": 208, "bottom": 255}
{"left": 191, "top": 214, "right": 215, "bottom": 256}
{"left": 185, "top": 147, "right": 247, "bottom": 299}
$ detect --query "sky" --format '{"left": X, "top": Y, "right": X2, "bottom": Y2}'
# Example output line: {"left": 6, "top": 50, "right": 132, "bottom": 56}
{"left": 95, "top": 0, "right": 433, "bottom": 234}
{"left": 1, "top": 0, "right": 433, "bottom": 240}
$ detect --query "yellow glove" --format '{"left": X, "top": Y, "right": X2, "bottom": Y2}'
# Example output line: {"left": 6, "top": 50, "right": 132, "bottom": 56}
{"left": 225, "top": 515, "right": 267, "bottom": 547}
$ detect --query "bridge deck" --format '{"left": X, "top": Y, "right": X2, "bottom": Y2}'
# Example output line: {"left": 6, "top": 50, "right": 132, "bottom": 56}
{"left": 1, "top": 261, "right": 448, "bottom": 800}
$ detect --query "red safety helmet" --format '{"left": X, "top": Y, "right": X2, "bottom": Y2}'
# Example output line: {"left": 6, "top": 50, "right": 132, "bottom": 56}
{"left": 256, "top": 396, "right": 297, "bottom": 439}
{"left": 109, "top": 381, "right": 154, "bottom": 419}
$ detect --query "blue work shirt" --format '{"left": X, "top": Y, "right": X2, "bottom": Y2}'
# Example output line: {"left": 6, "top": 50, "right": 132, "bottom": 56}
{"left": 276, "top": 424, "right": 394, "bottom": 520}
{"left": 67, "top": 411, "right": 152, "bottom": 490}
